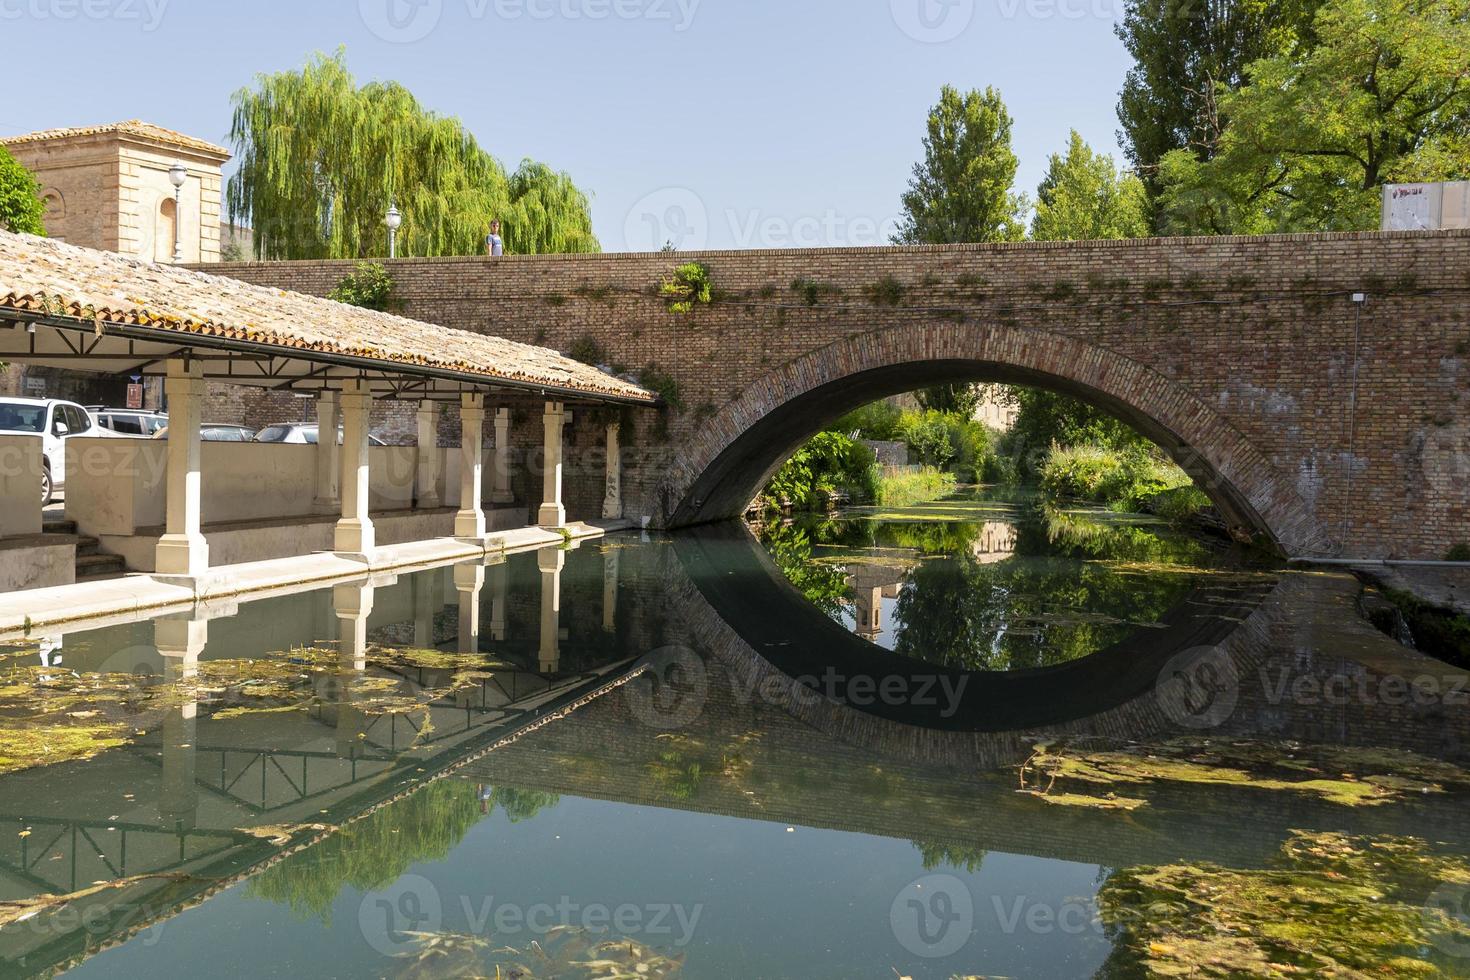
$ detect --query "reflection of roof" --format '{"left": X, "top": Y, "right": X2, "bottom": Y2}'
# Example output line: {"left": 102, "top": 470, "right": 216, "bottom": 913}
{"left": 0, "top": 120, "right": 231, "bottom": 158}
{"left": 0, "top": 232, "right": 657, "bottom": 405}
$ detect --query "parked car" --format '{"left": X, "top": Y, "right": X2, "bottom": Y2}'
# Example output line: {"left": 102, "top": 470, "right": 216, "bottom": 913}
{"left": 0, "top": 397, "right": 101, "bottom": 504}
{"left": 151, "top": 424, "right": 258, "bottom": 443}
{"left": 92, "top": 409, "right": 169, "bottom": 438}
{"left": 254, "top": 423, "right": 388, "bottom": 447}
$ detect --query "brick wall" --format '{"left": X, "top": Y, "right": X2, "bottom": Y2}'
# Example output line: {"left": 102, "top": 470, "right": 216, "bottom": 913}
{"left": 209, "top": 230, "right": 1470, "bottom": 558}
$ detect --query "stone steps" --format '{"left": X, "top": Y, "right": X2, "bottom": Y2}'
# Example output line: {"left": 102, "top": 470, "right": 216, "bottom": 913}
{"left": 43, "top": 521, "right": 128, "bottom": 583}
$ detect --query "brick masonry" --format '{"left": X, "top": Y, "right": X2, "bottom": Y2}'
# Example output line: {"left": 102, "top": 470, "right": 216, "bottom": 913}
{"left": 209, "top": 229, "right": 1470, "bottom": 559}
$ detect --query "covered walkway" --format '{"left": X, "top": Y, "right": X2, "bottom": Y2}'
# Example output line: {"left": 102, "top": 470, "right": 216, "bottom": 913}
{"left": 0, "top": 231, "right": 655, "bottom": 612}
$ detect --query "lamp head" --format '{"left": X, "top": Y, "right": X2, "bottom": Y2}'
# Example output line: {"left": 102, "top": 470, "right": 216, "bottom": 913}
{"left": 168, "top": 162, "right": 187, "bottom": 190}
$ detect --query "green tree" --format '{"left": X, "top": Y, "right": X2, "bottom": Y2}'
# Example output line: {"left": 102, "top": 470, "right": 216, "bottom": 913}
{"left": 1115, "top": 0, "right": 1319, "bottom": 218}
{"left": 228, "top": 49, "right": 598, "bottom": 259}
{"left": 0, "top": 146, "right": 45, "bottom": 236}
{"left": 914, "top": 383, "right": 981, "bottom": 418}
{"left": 1158, "top": 0, "right": 1470, "bottom": 234}
{"left": 1003, "top": 388, "right": 1145, "bottom": 479}
{"left": 1031, "top": 132, "right": 1150, "bottom": 241}
{"left": 895, "top": 85, "right": 1027, "bottom": 245}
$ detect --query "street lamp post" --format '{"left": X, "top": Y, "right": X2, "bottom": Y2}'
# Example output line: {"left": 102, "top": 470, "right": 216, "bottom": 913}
{"left": 386, "top": 204, "right": 402, "bottom": 259}
{"left": 168, "top": 162, "right": 187, "bottom": 263}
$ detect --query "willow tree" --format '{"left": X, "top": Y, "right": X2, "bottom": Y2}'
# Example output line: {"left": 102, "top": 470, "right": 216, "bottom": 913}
{"left": 228, "top": 50, "right": 598, "bottom": 259}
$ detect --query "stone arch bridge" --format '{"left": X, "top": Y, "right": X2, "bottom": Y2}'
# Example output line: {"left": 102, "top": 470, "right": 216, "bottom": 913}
{"left": 217, "top": 230, "right": 1470, "bottom": 560}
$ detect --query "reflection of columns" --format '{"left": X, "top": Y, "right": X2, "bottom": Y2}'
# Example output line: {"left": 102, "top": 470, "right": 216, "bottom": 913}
{"left": 491, "top": 408, "right": 514, "bottom": 505}
{"left": 155, "top": 359, "right": 209, "bottom": 578}
{"left": 602, "top": 422, "right": 623, "bottom": 521}
{"left": 412, "top": 570, "right": 440, "bottom": 649}
{"left": 538, "top": 546, "right": 564, "bottom": 674}
{"left": 156, "top": 615, "right": 205, "bottom": 831}
{"left": 454, "top": 563, "right": 484, "bottom": 655}
{"left": 537, "top": 402, "right": 568, "bottom": 528}
{"left": 487, "top": 560, "right": 508, "bottom": 642}
{"left": 314, "top": 390, "right": 340, "bottom": 513}
{"left": 335, "top": 380, "right": 375, "bottom": 557}
{"left": 414, "top": 400, "right": 442, "bottom": 510}
{"left": 853, "top": 586, "right": 883, "bottom": 642}
{"left": 456, "top": 393, "right": 487, "bottom": 539}
{"left": 333, "top": 579, "right": 375, "bottom": 756}
{"left": 602, "top": 545, "right": 620, "bottom": 633}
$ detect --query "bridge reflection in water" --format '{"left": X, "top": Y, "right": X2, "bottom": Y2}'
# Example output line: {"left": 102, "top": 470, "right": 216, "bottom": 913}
{"left": 1, "top": 523, "right": 1467, "bottom": 976}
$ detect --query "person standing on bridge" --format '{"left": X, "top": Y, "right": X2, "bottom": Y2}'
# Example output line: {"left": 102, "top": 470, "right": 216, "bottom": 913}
{"left": 485, "top": 219, "right": 504, "bottom": 257}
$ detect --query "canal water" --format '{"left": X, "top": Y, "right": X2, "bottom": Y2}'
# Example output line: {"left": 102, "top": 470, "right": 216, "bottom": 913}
{"left": 2, "top": 488, "right": 1469, "bottom": 978}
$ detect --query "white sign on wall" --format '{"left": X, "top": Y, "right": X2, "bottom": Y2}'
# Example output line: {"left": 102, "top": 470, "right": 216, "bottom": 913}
{"left": 1383, "top": 181, "right": 1470, "bottom": 231}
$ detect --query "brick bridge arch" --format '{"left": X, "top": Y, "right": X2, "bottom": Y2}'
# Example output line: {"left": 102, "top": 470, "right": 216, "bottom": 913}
{"left": 661, "top": 321, "right": 1328, "bottom": 555}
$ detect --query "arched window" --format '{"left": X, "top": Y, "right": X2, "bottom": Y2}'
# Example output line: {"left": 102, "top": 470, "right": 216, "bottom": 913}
{"left": 40, "top": 190, "right": 65, "bottom": 241}
{"left": 156, "top": 198, "right": 177, "bottom": 262}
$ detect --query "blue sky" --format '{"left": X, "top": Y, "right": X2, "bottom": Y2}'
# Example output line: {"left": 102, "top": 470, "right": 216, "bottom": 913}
{"left": 3, "top": 0, "right": 1134, "bottom": 250}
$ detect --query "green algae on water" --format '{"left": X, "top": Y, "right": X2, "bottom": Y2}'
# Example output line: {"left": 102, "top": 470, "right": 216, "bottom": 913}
{"left": 1098, "top": 830, "right": 1470, "bottom": 978}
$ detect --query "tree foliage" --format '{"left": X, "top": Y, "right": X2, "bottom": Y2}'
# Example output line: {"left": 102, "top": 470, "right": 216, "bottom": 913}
{"left": 1031, "top": 131, "right": 1150, "bottom": 241}
{"left": 1115, "top": 0, "right": 1319, "bottom": 217}
{"left": 0, "top": 146, "right": 45, "bottom": 236}
{"left": 1157, "top": 0, "right": 1470, "bottom": 234}
{"left": 895, "top": 85, "right": 1027, "bottom": 245}
{"left": 914, "top": 383, "right": 981, "bottom": 418}
{"left": 228, "top": 49, "right": 598, "bottom": 260}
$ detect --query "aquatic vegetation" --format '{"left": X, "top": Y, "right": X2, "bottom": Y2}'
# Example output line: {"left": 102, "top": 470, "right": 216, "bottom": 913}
{"left": 0, "top": 873, "right": 194, "bottom": 929}
{"left": 1020, "top": 739, "right": 1470, "bottom": 811}
{"left": 646, "top": 732, "right": 759, "bottom": 803}
{"left": 0, "top": 721, "right": 130, "bottom": 774}
{"left": 396, "top": 927, "right": 686, "bottom": 979}
{"left": 0, "top": 642, "right": 513, "bottom": 777}
{"left": 1097, "top": 830, "right": 1470, "bottom": 977}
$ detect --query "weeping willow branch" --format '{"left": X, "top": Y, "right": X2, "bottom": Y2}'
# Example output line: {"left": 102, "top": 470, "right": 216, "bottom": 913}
{"left": 227, "top": 49, "right": 599, "bottom": 260}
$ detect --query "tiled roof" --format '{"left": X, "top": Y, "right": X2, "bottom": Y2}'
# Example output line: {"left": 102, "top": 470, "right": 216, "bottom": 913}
{"left": 0, "top": 120, "right": 230, "bottom": 158}
{"left": 0, "top": 231, "right": 656, "bottom": 404}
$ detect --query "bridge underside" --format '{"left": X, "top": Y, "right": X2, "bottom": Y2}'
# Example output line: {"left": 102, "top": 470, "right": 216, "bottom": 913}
{"left": 669, "top": 359, "right": 1280, "bottom": 550}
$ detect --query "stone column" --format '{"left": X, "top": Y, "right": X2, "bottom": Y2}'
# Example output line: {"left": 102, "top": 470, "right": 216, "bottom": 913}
{"left": 454, "top": 563, "right": 484, "bottom": 655}
{"left": 414, "top": 400, "right": 442, "bottom": 510}
{"left": 491, "top": 408, "right": 514, "bottom": 505}
{"left": 156, "top": 614, "right": 205, "bottom": 831}
{"left": 314, "top": 390, "right": 340, "bottom": 514}
{"left": 538, "top": 545, "right": 564, "bottom": 674}
{"left": 538, "top": 402, "right": 568, "bottom": 528}
{"left": 456, "top": 393, "right": 487, "bottom": 539}
{"left": 602, "top": 421, "right": 623, "bottom": 521}
{"left": 155, "top": 359, "right": 209, "bottom": 579}
{"left": 334, "top": 380, "right": 375, "bottom": 558}
{"left": 487, "top": 559, "right": 508, "bottom": 642}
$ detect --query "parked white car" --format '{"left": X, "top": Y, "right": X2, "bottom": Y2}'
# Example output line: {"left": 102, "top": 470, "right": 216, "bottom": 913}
{"left": 92, "top": 409, "right": 169, "bottom": 439}
{"left": 0, "top": 397, "right": 102, "bottom": 504}
{"left": 254, "top": 423, "right": 388, "bottom": 447}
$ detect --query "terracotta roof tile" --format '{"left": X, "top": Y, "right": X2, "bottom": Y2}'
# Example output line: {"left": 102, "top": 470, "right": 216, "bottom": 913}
{"left": 1, "top": 120, "right": 230, "bottom": 158}
{"left": 0, "top": 231, "right": 656, "bottom": 404}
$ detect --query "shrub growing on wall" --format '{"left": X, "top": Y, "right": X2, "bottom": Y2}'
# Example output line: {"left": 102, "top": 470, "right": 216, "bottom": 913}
{"left": 329, "top": 262, "right": 395, "bottom": 311}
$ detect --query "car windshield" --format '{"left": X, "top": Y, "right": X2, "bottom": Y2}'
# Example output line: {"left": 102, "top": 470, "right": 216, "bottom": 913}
{"left": 0, "top": 403, "right": 46, "bottom": 433}
{"left": 254, "top": 425, "right": 294, "bottom": 443}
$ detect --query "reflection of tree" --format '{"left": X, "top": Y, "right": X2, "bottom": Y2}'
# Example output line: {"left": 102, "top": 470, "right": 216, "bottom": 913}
{"left": 891, "top": 505, "right": 1216, "bottom": 671}
{"left": 913, "top": 840, "right": 987, "bottom": 874}
{"left": 246, "top": 780, "right": 555, "bottom": 923}
{"left": 757, "top": 523, "right": 853, "bottom": 618}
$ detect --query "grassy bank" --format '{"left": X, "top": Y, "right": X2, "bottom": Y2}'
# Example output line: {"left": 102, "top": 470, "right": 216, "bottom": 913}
{"left": 1038, "top": 444, "right": 1210, "bottom": 520}
{"left": 875, "top": 466, "right": 958, "bottom": 508}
